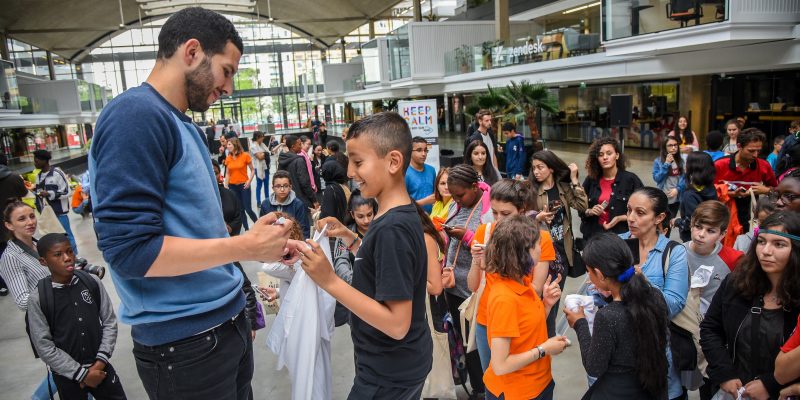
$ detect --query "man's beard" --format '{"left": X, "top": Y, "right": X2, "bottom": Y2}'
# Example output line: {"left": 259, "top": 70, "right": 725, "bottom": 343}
{"left": 185, "top": 57, "right": 215, "bottom": 112}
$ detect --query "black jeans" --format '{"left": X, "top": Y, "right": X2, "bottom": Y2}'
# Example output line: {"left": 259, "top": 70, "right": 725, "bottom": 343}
{"left": 347, "top": 376, "right": 424, "bottom": 400}
{"left": 445, "top": 291, "right": 485, "bottom": 393}
{"left": 228, "top": 183, "right": 258, "bottom": 230}
{"left": 132, "top": 309, "right": 253, "bottom": 400}
{"left": 485, "top": 380, "right": 554, "bottom": 400}
{"left": 52, "top": 362, "right": 127, "bottom": 400}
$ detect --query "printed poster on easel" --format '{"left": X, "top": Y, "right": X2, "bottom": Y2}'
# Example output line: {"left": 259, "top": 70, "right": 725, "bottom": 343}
{"left": 398, "top": 99, "right": 440, "bottom": 171}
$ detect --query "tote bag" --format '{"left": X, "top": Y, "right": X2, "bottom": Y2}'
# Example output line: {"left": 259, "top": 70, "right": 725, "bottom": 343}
{"left": 37, "top": 202, "right": 66, "bottom": 235}
{"left": 422, "top": 294, "right": 457, "bottom": 399}
{"left": 457, "top": 222, "right": 492, "bottom": 353}
{"left": 257, "top": 271, "right": 282, "bottom": 315}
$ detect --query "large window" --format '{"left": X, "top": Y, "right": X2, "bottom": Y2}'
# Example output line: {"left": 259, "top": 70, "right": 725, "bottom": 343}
{"left": 603, "top": 0, "right": 727, "bottom": 40}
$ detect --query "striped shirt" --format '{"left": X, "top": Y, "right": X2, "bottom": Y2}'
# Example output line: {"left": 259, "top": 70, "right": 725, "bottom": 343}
{"left": 0, "top": 239, "right": 51, "bottom": 311}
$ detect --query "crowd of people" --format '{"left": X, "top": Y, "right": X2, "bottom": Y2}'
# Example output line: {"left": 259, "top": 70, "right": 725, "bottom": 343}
{"left": 1, "top": 7, "right": 799, "bottom": 400}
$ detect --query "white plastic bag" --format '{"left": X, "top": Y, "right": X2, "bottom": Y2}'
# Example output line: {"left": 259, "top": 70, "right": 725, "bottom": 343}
{"left": 564, "top": 294, "right": 597, "bottom": 333}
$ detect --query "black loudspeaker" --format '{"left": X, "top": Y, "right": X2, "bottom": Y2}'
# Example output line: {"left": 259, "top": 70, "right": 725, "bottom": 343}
{"left": 610, "top": 94, "right": 633, "bottom": 127}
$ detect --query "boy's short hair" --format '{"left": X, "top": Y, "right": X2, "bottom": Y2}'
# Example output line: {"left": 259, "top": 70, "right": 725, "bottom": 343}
{"left": 272, "top": 170, "right": 292, "bottom": 185}
{"left": 37, "top": 233, "right": 71, "bottom": 257}
{"left": 299, "top": 135, "right": 311, "bottom": 144}
{"left": 691, "top": 200, "right": 731, "bottom": 232}
{"left": 502, "top": 122, "right": 516, "bottom": 133}
{"left": 705, "top": 130, "right": 724, "bottom": 151}
{"left": 411, "top": 136, "right": 428, "bottom": 146}
{"left": 326, "top": 141, "right": 339, "bottom": 152}
{"left": 346, "top": 112, "right": 412, "bottom": 171}
{"left": 285, "top": 135, "right": 299, "bottom": 149}
{"left": 774, "top": 135, "right": 786, "bottom": 145}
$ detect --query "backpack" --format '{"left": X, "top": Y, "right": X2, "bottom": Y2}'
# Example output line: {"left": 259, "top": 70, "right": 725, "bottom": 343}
{"left": 25, "top": 270, "right": 101, "bottom": 359}
{"left": 661, "top": 240, "right": 706, "bottom": 389}
{"left": 442, "top": 309, "right": 471, "bottom": 397}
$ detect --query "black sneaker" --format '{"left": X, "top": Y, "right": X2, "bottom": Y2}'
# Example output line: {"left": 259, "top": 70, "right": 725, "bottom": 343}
{"left": 0, "top": 287, "right": 8, "bottom": 296}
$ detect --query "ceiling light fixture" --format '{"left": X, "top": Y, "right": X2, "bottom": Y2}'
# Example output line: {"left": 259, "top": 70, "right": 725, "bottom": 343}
{"left": 562, "top": 2, "right": 601, "bottom": 14}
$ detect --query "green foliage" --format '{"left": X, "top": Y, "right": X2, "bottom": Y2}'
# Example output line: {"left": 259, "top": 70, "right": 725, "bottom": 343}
{"left": 503, "top": 80, "right": 559, "bottom": 118}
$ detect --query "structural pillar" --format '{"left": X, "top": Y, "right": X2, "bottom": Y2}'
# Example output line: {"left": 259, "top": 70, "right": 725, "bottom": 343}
{"left": 368, "top": 20, "right": 376, "bottom": 40}
{"left": 340, "top": 39, "right": 346, "bottom": 63}
{"left": 495, "top": 0, "right": 510, "bottom": 43}
{"left": 118, "top": 59, "right": 128, "bottom": 91}
{"left": 46, "top": 51, "right": 56, "bottom": 80}
{"left": 444, "top": 93, "right": 450, "bottom": 132}
{"left": 0, "top": 32, "right": 10, "bottom": 61}
{"left": 413, "top": 0, "right": 423, "bottom": 22}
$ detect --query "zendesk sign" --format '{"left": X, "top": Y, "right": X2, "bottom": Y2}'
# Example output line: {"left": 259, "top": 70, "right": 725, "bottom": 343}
{"left": 492, "top": 38, "right": 547, "bottom": 65}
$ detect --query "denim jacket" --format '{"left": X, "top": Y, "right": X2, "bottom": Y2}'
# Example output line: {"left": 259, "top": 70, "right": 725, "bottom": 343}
{"left": 653, "top": 158, "right": 687, "bottom": 195}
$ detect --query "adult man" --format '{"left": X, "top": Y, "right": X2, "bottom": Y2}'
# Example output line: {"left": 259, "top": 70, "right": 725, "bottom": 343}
{"left": 278, "top": 135, "right": 318, "bottom": 209}
{"left": 33, "top": 150, "right": 77, "bottom": 255}
{"left": 205, "top": 119, "right": 215, "bottom": 154}
{"left": 90, "top": 8, "right": 300, "bottom": 399}
{"left": 502, "top": 122, "right": 526, "bottom": 179}
{"left": 714, "top": 128, "right": 777, "bottom": 232}
{"left": 465, "top": 109, "right": 498, "bottom": 171}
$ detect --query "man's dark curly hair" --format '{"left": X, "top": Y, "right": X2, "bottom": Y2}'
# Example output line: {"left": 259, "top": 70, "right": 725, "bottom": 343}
{"left": 157, "top": 7, "right": 244, "bottom": 60}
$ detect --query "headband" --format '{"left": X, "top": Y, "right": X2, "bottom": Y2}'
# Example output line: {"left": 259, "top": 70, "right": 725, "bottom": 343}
{"left": 754, "top": 226, "right": 800, "bottom": 242}
{"left": 617, "top": 266, "right": 636, "bottom": 283}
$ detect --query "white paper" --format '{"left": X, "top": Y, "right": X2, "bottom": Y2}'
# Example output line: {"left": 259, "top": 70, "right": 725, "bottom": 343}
{"left": 564, "top": 294, "right": 597, "bottom": 334}
{"left": 265, "top": 230, "right": 336, "bottom": 400}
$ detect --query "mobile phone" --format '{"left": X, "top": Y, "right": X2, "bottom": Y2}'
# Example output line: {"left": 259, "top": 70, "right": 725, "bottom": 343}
{"left": 600, "top": 200, "right": 609, "bottom": 209}
{"left": 251, "top": 284, "right": 260, "bottom": 292}
{"left": 548, "top": 199, "right": 563, "bottom": 212}
{"left": 624, "top": 238, "right": 641, "bottom": 265}
{"left": 474, "top": 243, "right": 486, "bottom": 249}
{"left": 443, "top": 224, "right": 455, "bottom": 230}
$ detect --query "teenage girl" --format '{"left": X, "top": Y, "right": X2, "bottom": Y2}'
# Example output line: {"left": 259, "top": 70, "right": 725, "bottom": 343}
{"left": 669, "top": 116, "right": 699, "bottom": 157}
{"left": 430, "top": 167, "right": 453, "bottom": 221}
{"left": 465, "top": 140, "right": 500, "bottom": 186}
{"left": 653, "top": 136, "right": 685, "bottom": 221}
{"left": 722, "top": 119, "right": 741, "bottom": 155}
{"left": 673, "top": 152, "right": 718, "bottom": 242}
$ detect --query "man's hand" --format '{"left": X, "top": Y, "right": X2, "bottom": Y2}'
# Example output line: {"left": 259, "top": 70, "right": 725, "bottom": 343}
{"left": 542, "top": 274, "right": 562, "bottom": 310}
{"left": 81, "top": 369, "right": 106, "bottom": 388}
{"left": 239, "top": 213, "right": 293, "bottom": 261}
{"left": 299, "top": 239, "right": 338, "bottom": 290}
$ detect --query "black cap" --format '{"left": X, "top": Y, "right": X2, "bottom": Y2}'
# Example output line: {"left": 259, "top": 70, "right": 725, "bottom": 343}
{"left": 502, "top": 122, "right": 516, "bottom": 133}
{"left": 33, "top": 149, "right": 52, "bottom": 161}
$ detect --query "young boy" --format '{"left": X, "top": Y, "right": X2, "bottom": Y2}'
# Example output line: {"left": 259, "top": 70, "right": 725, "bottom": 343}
{"left": 405, "top": 136, "right": 437, "bottom": 213}
{"left": 259, "top": 170, "right": 311, "bottom": 239}
{"left": 767, "top": 135, "right": 785, "bottom": 173}
{"left": 300, "top": 113, "right": 432, "bottom": 399}
{"left": 683, "top": 201, "right": 743, "bottom": 315}
{"left": 27, "top": 233, "right": 126, "bottom": 400}
{"left": 502, "top": 122, "right": 526, "bottom": 180}
{"left": 703, "top": 130, "right": 726, "bottom": 161}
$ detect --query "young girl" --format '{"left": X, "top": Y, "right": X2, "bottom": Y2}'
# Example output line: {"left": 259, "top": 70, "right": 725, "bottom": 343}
{"left": 674, "top": 151, "right": 718, "bottom": 242}
{"left": 260, "top": 212, "right": 305, "bottom": 300}
{"left": 722, "top": 119, "right": 741, "bottom": 155}
{"left": 733, "top": 197, "right": 776, "bottom": 252}
{"left": 468, "top": 179, "right": 557, "bottom": 371}
{"left": 700, "top": 211, "right": 800, "bottom": 400}
{"left": 430, "top": 167, "right": 453, "bottom": 221}
{"left": 332, "top": 193, "right": 377, "bottom": 285}
{"left": 653, "top": 136, "right": 684, "bottom": 220}
{"left": 565, "top": 233, "right": 669, "bottom": 399}
{"left": 669, "top": 116, "right": 699, "bottom": 157}
{"left": 483, "top": 215, "right": 568, "bottom": 400}
{"left": 465, "top": 140, "right": 500, "bottom": 186}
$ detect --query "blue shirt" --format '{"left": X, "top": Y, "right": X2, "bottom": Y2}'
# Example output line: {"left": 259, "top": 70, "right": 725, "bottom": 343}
{"left": 504, "top": 135, "right": 526, "bottom": 177}
{"left": 405, "top": 164, "right": 436, "bottom": 213}
{"left": 767, "top": 152, "right": 779, "bottom": 172}
{"left": 90, "top": 84, "right": 244, "bottom": 346}
{"left": 704, "top": 150, "right": 726, "bottom": 161}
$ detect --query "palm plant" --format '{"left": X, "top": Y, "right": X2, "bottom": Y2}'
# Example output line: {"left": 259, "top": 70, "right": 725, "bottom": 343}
{"left": 501, "top": 80, "right": 559, "bottom": 149}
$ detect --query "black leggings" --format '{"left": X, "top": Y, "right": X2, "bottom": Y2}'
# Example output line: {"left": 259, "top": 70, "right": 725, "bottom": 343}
{"left": 445, "top": 291, "right": 485, "bottom": 393}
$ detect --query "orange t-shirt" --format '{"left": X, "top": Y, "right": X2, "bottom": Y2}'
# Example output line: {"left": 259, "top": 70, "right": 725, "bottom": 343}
{"left": 225, "top": 152, "right": 252, "bottom": 185}
{"left": 474, "top": 223, "right": 555, "bottom": 326}
{"left": 71, "top": 185, "right": 84, "bottom": 208}
{"left": 483, "top": 275, "right": 552, "bottom": 399}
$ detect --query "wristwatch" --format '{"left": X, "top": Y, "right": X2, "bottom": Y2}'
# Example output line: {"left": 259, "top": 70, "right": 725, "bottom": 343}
{"left": 537, "top": 346, "right": 546, "bottom": 359}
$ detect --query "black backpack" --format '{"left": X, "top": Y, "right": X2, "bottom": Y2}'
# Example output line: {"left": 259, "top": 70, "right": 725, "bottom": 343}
{"left": 25, "top": 270, "right": 100, "bottom": 358}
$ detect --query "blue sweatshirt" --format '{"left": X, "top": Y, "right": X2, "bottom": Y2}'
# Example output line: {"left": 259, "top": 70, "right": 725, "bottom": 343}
{"left": 89, "top": 84, "right": 244, "bottom": 346}
{"left": 504, "top": 135, "right": 526, "bottom": 177}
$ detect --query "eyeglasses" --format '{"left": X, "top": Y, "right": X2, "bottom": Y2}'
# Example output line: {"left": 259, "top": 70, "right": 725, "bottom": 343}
{"left": 666, "top": 144, "right": 679, "bottom": 148}
{"left": 272, "top": 184, "right": 291, "bottom": 190}
{"left": 769, "top": 190, "right": 800, "bottom": 203}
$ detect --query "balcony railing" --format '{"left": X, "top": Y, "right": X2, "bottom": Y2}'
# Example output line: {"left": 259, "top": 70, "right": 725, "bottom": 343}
{"left": 603, "top": 0, "right": 728, "bottom": 41}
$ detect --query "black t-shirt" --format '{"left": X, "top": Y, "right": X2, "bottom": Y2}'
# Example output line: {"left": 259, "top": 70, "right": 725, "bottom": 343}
{"left": 350, "top": 203, "right": 433, "bottom": 387}
{"left": 545, "top": 186, "right": 565, "bottom": 242}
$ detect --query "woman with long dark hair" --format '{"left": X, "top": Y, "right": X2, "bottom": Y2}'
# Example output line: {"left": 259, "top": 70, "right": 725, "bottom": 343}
{"left": 700, "top": 211, "right": 800, "bottom": 400}
{"left": 565, "top": 233, "right": 669, "bottom": 399}
{"left": 653, "top": 136, "right": 684, "bottom": 221}
{"left": 620, "top": 187, "right": 689, "bottom": 400}
{"left": 669, "top": 116, "right": 699, "bottom": 157}
{"left": 673, "top": 152, "right": 718, "bottom": 242}
{"left": 465, "top": 140, "right": 500, "bottom": 186}
{"left": 580, "top": 137, "right": 643, "bottom": 241}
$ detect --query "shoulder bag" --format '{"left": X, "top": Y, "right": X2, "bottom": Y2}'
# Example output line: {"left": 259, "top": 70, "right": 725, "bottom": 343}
{"left": 457, "top": 221, "right": 491, "bottom": 353}
{"left": 422, "top": 293, "right": 457, "bottom": 399}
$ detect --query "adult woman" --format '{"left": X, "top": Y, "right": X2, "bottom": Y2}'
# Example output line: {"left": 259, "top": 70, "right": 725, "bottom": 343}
{"left": 465, "top": 140, "right": 500, "bottom": 186}
{"left": 443, "top": 164, "right": 493, "bottom": 396}
{"left": 430, "top": 167, "right": 452, "bottom": 221}
{"left": 482, "top": 216, "right": 568, "bottom": 400}
{"left": 700, "top": 211, "right": 800, "bottom": 400}
{"left": 311, "top": 144, "right": 326, "bottom": 204}
{"left": 653, "top": 136, "right": 685, "bottom": 220}
{"left": 722, "top": 119, "right": 741, "bottom": 155}
{"left": 530, "top": 150, "right": 589, "bottom": 275}
{"left": 619, "top": 187, "right": 689, "bottom": 400}
{"left": 0, "top": 199, "right": 58, "bottom": 398}
{"left": 224, "top": 137, "right": 257, "bottom": 230}
{"left": 565, "top": 233, "right": 669, "bottom": 400}
{"left": 249, "top": 131, "right": 270, "bottom": 207}
{"left": 580, "top": 137, "right": 643, "bottom": 241}
{"left": 320, "top": 159, "right": 350, "bottom": 223}
{"left": 669, "top": 116, "right": 699, "bottom": 157}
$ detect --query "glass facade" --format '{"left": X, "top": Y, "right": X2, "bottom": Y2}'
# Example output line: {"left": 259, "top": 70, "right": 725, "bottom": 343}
{"left": 603, "top": 0, "right": 728, "bottom": 40}
{"left": 387, "top": 25, "right": 411, "bottom": 80}
{"left": 541, "top": 80, "right": 680, "bottom": 149}
{"left": 1, "top": 59, "right": 20, "bottom": 110}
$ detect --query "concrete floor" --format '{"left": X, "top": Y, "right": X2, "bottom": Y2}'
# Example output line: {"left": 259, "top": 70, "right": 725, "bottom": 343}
{"left": 0, "top": 136, "right": 698, "bottom": 399}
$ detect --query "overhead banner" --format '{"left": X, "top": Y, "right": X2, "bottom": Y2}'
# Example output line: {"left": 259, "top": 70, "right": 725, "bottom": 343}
{"left": 398, "top": 99, "right": 440, "bottom": 170}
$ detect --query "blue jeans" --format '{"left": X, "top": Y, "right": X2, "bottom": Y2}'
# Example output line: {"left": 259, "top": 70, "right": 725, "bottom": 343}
{"left": 31, "top": 372, "right": 57, "bottom": 400}
{"left": 476, "top": 323, "right": 491, "bottom": 372}
{"left": 72, "top": 200, "right": 89, "bottom": 215}
{"left": 486, "top": 380, "right": 554, "bottom": 400}
{"left": 56, "top": 213, "right": 78, "bottom": 256}
{"left": 228, "top": 184, "right": 258, "bottom": 230}
{"left": 254, "top": 175, "right": 268, "bottom": 208}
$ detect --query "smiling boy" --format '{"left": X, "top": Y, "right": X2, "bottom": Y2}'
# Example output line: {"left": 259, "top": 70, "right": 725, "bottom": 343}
{"left": 300, "top": 112, "right": 432, "bottom": 399}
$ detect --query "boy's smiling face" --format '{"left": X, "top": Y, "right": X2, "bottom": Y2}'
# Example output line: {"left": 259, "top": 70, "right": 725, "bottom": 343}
{"left": 346, "top": 135, "right": 403, "bottom": 199}
{"left": 39, "top": 241, "right": 76, "bottom": 283}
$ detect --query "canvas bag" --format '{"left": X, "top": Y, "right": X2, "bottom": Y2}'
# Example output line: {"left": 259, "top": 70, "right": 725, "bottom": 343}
{"left": 257, "top": 271, "right": 282, "bottom": 315}
{"left": 422, "top": 294, "right": 457, "bottom": 399}
{"left": 457, "top": 222, "right": 492, "bottom": 353}
{"left": 37, "top": 202, "right": 65, "bottom": 235}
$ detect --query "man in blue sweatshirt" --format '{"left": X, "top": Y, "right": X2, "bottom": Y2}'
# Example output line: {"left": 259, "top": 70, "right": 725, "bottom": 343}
{"left": 89, "top": 8, "right": 302, "bottom": 400}
{"left": 502, "top": 122, "right": 527, "bottom": 179}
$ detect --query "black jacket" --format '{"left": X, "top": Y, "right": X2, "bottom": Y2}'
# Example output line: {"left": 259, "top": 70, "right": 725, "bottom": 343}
{"left": 464, "top": 128, "right": 496, "bottom": 155}
{"left": 278, "top": 151, "right": 316, "bottom": 208}
{"left": 580, "top": 170, "right": 643, "bottom": 240}
{"left": 217, "top": 184, "right": 257, "bottom": 328}
{"left": 320, "top": 159, "right": 349, "bottom": 223}
{"left": 676, "top": 184, "right": 718, "bottom": 234}
{"left": 700, "top": 276, "right": 800, "bottom": 398}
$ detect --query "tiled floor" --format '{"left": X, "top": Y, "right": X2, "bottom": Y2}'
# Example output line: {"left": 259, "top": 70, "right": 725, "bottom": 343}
{"left": 1, "top": 134, "right": 696, "bottom": 400}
